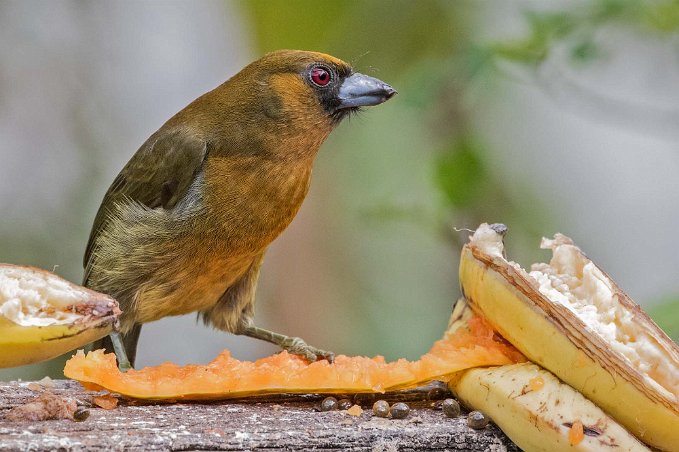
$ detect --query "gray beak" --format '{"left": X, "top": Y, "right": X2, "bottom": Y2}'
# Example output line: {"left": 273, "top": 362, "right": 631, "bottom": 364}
{"left": 337, "top": 73, "right": 396, "bottom": 109}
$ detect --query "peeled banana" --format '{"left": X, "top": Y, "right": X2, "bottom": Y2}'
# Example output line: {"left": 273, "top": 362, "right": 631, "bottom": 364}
{"left": 0, "top": 264, "right": 120, "bottom": 368}
{"left": 451, "top": 362, "right": 651, "bottom": 451}
{"left": 447, "top": 298, "right": 649, "bottom": 451}
{"left": 458, "top": 223, "right": 679, "bottom": 451}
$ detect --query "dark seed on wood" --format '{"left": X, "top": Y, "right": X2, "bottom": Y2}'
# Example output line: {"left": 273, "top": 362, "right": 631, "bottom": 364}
{"left": 320, "top": 397, "right": 338, "bottom": 411}
{"left": 372, "top": 400, "right": 390, "bottom": 418}
{"left": 442, "top": 399, "right": 460, "bottom": 418}
{"left": 468, "top": 411, "right": 489, "bottom": 429}
{"left": 337, "top": 398, "right": 353, "bottom": 410}
{"left": 390, "top": 402, "right": 410, "bottom": 419}
{"left": 73, "top": 407, "right": 90, "bottom": 422}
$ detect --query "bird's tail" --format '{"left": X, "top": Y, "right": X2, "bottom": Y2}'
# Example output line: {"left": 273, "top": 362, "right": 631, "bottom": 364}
{"left": 91, "top": 324, "right": 143, "bottom": 368}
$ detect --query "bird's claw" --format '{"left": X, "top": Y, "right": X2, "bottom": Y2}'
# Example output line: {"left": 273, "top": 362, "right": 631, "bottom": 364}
{"left": 118, "top": 361, "right": 134, "bottom": 373}
{"left": 282, "top": 336, "right": 335, "bottom": 363}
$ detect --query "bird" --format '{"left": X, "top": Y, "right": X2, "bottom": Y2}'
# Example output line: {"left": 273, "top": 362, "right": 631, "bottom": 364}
{"left": 84, "top": 50, "right": 396, "bottom": 369}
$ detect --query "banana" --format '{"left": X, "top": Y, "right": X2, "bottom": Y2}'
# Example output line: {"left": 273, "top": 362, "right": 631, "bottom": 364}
{"left": 0, "top": 264, "right": 120, "bottom": 368}
{"left": 447, "top": 298, "right": 650, "bottom": 451}
{"left": 450, "top": 362, "right": 651, "bottom": 452}
{"left": 458, "top": 223, "right": 679, "bottom": 451}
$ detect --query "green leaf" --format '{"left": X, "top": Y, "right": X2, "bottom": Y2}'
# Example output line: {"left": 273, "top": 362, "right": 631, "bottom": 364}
{"left": 647, "top": 297, "right": 679, "bottom": 343}
{"left": 433, "top": 139, "right": 487, "bottom": 209}
{"left": 570, "top": 39, "right": 599, "bottom": 63}
{"left": 237, "top": 0, "right": 349, "bottom": 52}
{"left": 644, "top": 0, "right": 679, "bottom": 33}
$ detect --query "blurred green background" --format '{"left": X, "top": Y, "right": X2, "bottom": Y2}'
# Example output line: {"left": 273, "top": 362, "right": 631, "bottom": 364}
{"left": 1, "top": 0, "right": 678, "bottom": 380}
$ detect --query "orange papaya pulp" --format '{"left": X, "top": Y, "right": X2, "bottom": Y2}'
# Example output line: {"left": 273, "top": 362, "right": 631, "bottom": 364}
{"left": 64, "top": 316, "right": 525, "bottom": 400}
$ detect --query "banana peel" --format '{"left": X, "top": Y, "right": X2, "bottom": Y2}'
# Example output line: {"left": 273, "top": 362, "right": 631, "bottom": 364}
{"left": 458, "top": 223, "right": 679, "bottom": 451}
{"left": 0, "top": 264, "right": 120, "bottom": 368}
{"left": 450, "top": 363, "right": 651, "bottom": 452}
{"left": 448, "top": 298, "right": 651, "bottom": 451}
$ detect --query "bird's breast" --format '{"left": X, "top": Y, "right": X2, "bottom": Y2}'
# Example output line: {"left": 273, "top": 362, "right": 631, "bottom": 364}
{"left": 201, "top": 155, "right": 312, "bottom": 253}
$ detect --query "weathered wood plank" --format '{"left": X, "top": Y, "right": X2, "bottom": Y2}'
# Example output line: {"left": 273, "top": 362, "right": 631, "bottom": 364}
{"left": 0, "top": 380, "right": 519, "bottom": 451}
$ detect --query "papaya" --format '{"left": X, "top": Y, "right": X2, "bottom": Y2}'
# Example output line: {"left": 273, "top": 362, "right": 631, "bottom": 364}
{"left": 64, "top": 313, "right": 524, "bottom": 400}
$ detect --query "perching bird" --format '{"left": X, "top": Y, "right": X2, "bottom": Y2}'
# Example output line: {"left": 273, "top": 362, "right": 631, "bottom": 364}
{"left": 84, "top": 50, "right": 396, "bottom": 369}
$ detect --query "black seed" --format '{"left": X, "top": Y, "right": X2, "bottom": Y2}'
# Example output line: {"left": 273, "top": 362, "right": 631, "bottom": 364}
{"left": 320, "top": 396, "right": 338, "bottom": 411}
{"left": 467, "top": 410, "right": 489, "bottom": 429}
{"left": 337, "top": 398, "right": 353, "bottom": 410}
{"left": 372, "top": 400, "right": 390, "bottom": 418}
{"left": 427, "top": 387, "right": 447, "bottom": 400}
{"left": 73, "top": 407, "right": 90, "bottom": 422}
{"left": 583, "top": 426, "right": 603, "bottom": 437}
{"left": 390, "top": 402, "right": 410, "bottom": 419}
{"left": 563, "top": 422, "right": 602, "bottom": 437}
{"left": 442, "top": 398, "right": 460, "bottom": 418}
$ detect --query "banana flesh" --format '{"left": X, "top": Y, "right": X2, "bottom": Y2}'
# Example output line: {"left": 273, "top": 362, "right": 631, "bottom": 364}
{"left": 458, "top": 223, "right": 679, "bottom": 451}
{"left": 450, "top": 362, "right": 651, "bottom": 452}
{"left": 0, "top": 264, "right": 120, "bottom": 368}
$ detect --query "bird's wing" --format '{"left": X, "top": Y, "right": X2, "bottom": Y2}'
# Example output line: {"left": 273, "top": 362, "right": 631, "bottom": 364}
{"left": 83, "top": 129, "right": 208, "bottom": 282}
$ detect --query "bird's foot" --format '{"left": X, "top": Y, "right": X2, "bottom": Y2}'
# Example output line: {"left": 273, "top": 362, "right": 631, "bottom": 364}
{"left": 110, "top": 331, "right": 134, "bottom": 372}
{"left": 240, "top": 325, "right": 335, "bottom": 363}
{"left": 280, "top": 336, "right": 335, "bottom": 363}
{"left": 118, "top": 361, "right": 134, "bottom": 372}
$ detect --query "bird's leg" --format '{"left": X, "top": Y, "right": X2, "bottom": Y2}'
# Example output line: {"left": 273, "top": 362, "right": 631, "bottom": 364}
{"left": 109, "top": 332, "right": 133, "bottom": 372}
{"left": 241, "top": 325, "right": 335, "bottom": 363}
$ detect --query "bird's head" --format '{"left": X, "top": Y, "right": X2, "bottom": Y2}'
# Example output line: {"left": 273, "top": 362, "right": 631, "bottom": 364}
{"left": 253, "top": 50, "right": 396, "bottom": 124}
{"left": 199, "top": 50, "right": 396, "bottom": 160}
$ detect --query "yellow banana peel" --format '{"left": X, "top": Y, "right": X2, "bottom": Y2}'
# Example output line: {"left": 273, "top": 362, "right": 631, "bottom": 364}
{"left": 448, "top": 298, "right": 651, "bottom": 451}
{"left": 458, "top": 223, "right": 679, "bottom": 451}
{"left": 0, "top": 264, "right": 120, "bottom": 368}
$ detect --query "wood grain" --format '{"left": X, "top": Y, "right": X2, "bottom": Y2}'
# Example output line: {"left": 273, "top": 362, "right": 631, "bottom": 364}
{"left": 0, "top": 380, "right": 519, "bottom": 451}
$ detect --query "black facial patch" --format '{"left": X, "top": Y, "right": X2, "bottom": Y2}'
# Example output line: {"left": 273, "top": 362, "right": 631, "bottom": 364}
{"left": 303, "top": 63, "right": 355, "bottom": 124}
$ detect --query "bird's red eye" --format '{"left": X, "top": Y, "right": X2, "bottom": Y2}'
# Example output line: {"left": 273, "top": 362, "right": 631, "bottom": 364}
{"left": 310, "top": 66, "right": 331, "bottom": 87}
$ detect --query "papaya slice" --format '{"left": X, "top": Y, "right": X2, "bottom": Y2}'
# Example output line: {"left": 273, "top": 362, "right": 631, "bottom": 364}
{"left": 64, "top": 313, "right": 525, "bottom": 400}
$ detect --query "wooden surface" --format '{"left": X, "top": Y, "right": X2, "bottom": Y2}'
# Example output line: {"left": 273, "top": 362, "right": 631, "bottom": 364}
{"left": 0, "top": 380, "right": 519, "bottom": 451}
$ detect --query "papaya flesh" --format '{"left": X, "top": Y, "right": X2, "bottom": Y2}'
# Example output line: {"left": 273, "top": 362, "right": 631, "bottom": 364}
{"left": 64, "top": 315, "right": 525, "bottom": 401}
